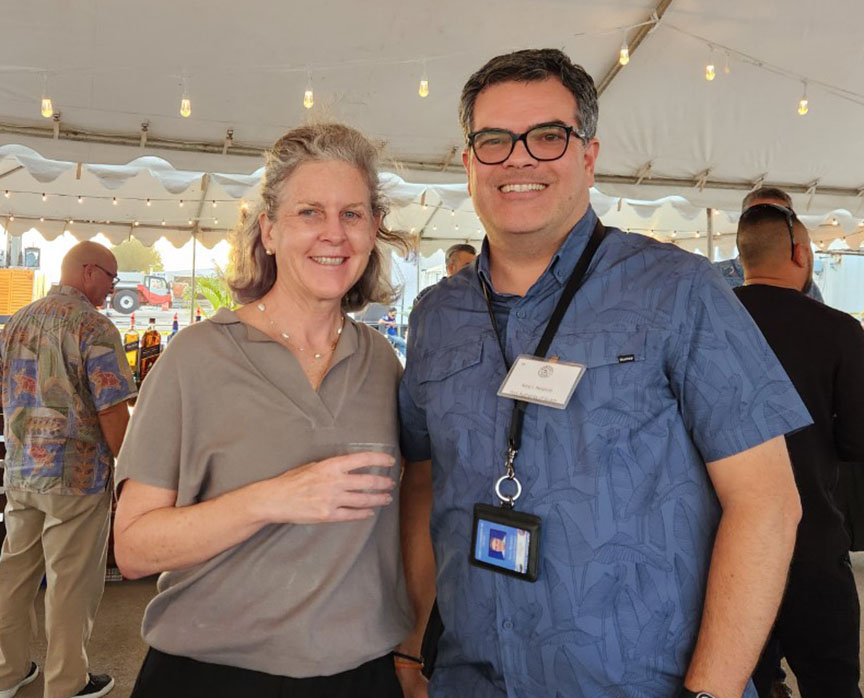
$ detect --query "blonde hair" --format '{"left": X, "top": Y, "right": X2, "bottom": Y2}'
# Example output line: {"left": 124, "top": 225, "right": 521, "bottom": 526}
{"left": 229, "top": 123, "right": 410, "bottom": 311}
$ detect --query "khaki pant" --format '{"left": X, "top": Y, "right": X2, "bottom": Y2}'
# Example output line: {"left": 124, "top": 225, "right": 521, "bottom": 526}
{"left": 0, "top": 488, "right": 110, "bottom": 698}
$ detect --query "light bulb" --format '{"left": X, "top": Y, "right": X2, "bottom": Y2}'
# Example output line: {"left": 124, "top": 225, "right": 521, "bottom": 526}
{"left": 797, "top": 82, "right": 809, "bottom": 116}
{"left": 214, "top": 218, "right": 219, "bottom": 225}
{"left": 619, "top": 42, "right": 630, "bottom": 66}
{"left": 180, "top": 97, "right": 192, "bottom": 118}
{"left": 723, "top": 53, "right": 731, "bottom": 75}
{"left": 161, "top": 220, "right": 166, "bottom": 226}
{"left": 146, "top": 198, "right": 152, "bottom": 206}
{"left": 41, "top": 193, "right": 47, "bottom": 202}
{"left": 77, "top": 196, "right": 83, "bottom": 204}
{"left": 112, "top": 197, "right": 118, "bottom": 205}
{"left": 705, "top": 63, "right": 716, "bottom": 81}
{"left": 418, "top": 78, "right": 429, "bottom": 98}
{"left": 134, "top": 220, "right": 139, "bottom": 226}
{"left": 179, "top": 200, "right": 185, "bottom": 208}
{"left": 212, "top": 200, "right": 217, "bottom": 208}
{"left": 41, "top": 97, "right": 53, "bottom": 118}
{"left": 9, "top": 214, "right": 14, "bottom": 221}
{"left": 3, "top": 190, "right": 9, "bottom": 198}
{"left": 303, "top": 87, "right": 314, "bottom": 109}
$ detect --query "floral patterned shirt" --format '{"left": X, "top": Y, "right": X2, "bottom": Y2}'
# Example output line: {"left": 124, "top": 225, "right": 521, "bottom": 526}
{"left": 1, "top": 285, "right": 137, "bottom": 494}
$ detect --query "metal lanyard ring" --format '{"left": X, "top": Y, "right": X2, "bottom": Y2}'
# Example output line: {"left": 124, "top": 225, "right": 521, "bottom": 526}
{"left": 495, "top": 445, "right": 522, "bottom": 507}
{"left": 495, "top": 473, "right": 523, "bottom": 508}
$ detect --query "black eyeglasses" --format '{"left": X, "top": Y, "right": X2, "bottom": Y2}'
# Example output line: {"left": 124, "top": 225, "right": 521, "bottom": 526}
{"left": 467, "top": 123, "right": 587, "bottom": 165}
{"left": 84, "top": 263, "right": 119, "bottom": 286}
{"left": 740, "top": 203, "right": 797, "bottom": 260}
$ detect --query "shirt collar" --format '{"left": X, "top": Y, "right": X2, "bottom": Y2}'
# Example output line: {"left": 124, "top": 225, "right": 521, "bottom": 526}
{"left": 476, "top": 206, "right": 598, "bottom": 295}
{"left": 48, "top": 284, "right": 93, "bottom": 306}
{"left": 209, "top": 305, "right": 359, "bottom": 364}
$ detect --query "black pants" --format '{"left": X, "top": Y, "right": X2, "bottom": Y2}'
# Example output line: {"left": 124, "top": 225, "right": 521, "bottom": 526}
{"left": 130, "top": 647, "right": 404, "bottom": 698}
{"left": 753, "top": 555, "right": 862, "bottom": 698}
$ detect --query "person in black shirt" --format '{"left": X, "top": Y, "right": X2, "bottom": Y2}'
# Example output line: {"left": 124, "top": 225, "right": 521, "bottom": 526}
{"left": 734, "top": 203, "right": 864, "bottom": 698}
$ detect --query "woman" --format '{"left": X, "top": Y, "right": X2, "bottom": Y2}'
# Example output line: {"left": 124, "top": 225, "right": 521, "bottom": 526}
{"left": 114, "top": 123, "right": 413, "bottom": 698}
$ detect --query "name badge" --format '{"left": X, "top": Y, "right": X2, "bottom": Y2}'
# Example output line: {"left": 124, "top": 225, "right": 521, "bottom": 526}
{"left": 497, "top": 354, "right": 585, "bottom": 409}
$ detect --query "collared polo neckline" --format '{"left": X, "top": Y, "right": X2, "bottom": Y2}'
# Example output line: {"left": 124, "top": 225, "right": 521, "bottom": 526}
{"left": 208, "top": 306, "right": 359, "bottom": 373}
{"left": 476, "top": 206, "right": 599, "bottom": 299}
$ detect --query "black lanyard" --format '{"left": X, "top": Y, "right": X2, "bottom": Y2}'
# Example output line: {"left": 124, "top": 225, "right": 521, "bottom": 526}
{"left": 479, "top": 218, "right": 607, "bottom": 466}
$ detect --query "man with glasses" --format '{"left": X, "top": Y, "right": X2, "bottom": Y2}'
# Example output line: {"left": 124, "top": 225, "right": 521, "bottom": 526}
{"left": 712, "top": 187, "right": 824, "bottom": 302}
{"left": 0, "top": 242, "right": 136, "bottom": 698}
{"left": 397, "top": 49, "right": 810, "bottom": 698}
{"left": 735, "top": 206, "right": 864, "bottom": 698}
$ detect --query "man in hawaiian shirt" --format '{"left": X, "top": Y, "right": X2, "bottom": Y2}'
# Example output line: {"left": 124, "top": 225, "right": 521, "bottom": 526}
{"left": 0, "top": 242, "right": 136, "bottom": 698}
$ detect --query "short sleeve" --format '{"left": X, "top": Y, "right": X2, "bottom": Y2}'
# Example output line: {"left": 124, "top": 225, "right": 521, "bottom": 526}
{"left": 399, "top": 308, "right": 431, "bottom": 462}
{"left": 669, "top": 263, "right": 812, "bottom": 463}
{"left": 115, "top": 340, "right": 183, "bottom": 493}
{"left": 82, "top": 320, "right": 137, "bottom": 411}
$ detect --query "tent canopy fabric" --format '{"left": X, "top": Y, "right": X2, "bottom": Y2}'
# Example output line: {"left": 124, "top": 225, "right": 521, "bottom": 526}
{"left": 2, "top": 0, "right": 864, "bottom": 252}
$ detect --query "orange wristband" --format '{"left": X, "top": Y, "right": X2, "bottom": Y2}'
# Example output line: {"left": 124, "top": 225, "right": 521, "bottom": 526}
{"left": 394, "top": 658, "right": 424, "bottom": 670}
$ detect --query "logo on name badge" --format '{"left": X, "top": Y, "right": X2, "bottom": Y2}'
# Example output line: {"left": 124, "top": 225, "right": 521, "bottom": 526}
{"left": 537, "top": 365, "right": 554, "bottom": 378}
{"left": 617, "top": 354, "right": 635, "bottom": 363}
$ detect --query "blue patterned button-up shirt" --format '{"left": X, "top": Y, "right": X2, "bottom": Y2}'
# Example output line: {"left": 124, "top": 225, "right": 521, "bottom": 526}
{"left": 400, "top": 208, "right": 811, "bottom": 698}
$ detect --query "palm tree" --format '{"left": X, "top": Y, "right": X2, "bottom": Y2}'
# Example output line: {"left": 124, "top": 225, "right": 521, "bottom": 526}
{"left": 185, "top": 265, "right": 237, "bottom": 316}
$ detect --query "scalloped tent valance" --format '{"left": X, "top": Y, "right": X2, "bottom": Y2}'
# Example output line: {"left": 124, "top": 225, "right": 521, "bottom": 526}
{"left": 2, "top": 144, "right": 862, "bottom": 258}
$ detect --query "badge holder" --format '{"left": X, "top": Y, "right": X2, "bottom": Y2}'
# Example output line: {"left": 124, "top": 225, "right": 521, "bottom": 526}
{"left": 471, "top": 446, "right": 541, "bottom": 582}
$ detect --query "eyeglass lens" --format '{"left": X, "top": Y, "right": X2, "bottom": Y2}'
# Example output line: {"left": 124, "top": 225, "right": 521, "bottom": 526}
{"left": 473, "top": 125, "right": 571, "bottom": 165}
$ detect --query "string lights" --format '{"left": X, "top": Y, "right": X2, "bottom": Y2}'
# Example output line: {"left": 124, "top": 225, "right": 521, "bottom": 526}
{"left": 619, "top": 40, "right": 630, "bottom": 66}
{"left": 303, "top": 71, "right": 314, "bottom": 109}
{"left": 179, "top": 75, "right": 192, "bottom": 118}
{"left": 40, "top": 74, "right": 53, "bottom": 118}
{"left": 16, "top": 15, "right": 864, "bottom": 134}
{"left": 704, "top": 46, "right": 716, "bottom": 82}
{"left": 798, "top": 82, "right": 809, "bottom": 116}
{"left": 418, "top": 61, "right": 430, "bottom": 98}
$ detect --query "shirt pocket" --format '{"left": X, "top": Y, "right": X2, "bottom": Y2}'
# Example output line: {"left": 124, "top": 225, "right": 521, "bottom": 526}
{"left": 554, "top": 328, "right": 646, "bottom": 367}
{"left": 552, "top": 328, "right": 651, "bottom": 406}
{"left": 414, "top": 336, "right": 497, "bottom": 430}
{"left": 416, "top": 336, "right": 485, "bottom": 383}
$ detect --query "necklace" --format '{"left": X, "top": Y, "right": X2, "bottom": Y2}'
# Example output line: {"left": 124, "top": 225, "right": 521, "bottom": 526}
{"left": 256, "top": 302, "right": 344, "bottom": 360}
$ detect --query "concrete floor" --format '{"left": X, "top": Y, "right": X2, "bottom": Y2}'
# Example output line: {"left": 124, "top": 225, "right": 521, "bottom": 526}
{"left": 10, "top": 555, "right": 864, "bottom": 697}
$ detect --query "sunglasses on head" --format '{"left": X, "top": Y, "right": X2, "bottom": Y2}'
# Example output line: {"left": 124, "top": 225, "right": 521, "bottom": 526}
{"left": 740, "top": 203, "right": 797, "bottom": 260}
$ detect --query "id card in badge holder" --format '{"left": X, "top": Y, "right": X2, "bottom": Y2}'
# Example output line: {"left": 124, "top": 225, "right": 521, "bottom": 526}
{"left": 471, "top": 503, "right": 541, "bottom": 582}
{"left": 497, "top": 355, "right": 586, "bottom": 409}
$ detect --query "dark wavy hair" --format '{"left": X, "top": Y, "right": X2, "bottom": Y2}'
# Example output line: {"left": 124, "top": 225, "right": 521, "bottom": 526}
{"left": 459, "top": 48, "right": 598, "bottom": 142}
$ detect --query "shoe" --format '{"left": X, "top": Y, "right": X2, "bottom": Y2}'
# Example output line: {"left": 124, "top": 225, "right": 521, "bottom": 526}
{"left": 0, "top": 663, "right": 39, "bottom": 698}
{"left": 770, "top": 680, "right": 794, "bottom": 698}
{"left": 74, "top": 674, "right": 114, "bottom": 697}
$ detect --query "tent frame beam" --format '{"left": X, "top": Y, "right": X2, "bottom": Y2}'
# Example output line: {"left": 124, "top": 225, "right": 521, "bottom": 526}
{"left": 596, "top": 0, "right": 676, "bottom": 96}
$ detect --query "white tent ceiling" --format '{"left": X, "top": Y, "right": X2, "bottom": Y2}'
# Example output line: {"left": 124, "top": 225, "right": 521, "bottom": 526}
{"left": 2, "top": 0, "right": 864, "bottom": 254}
